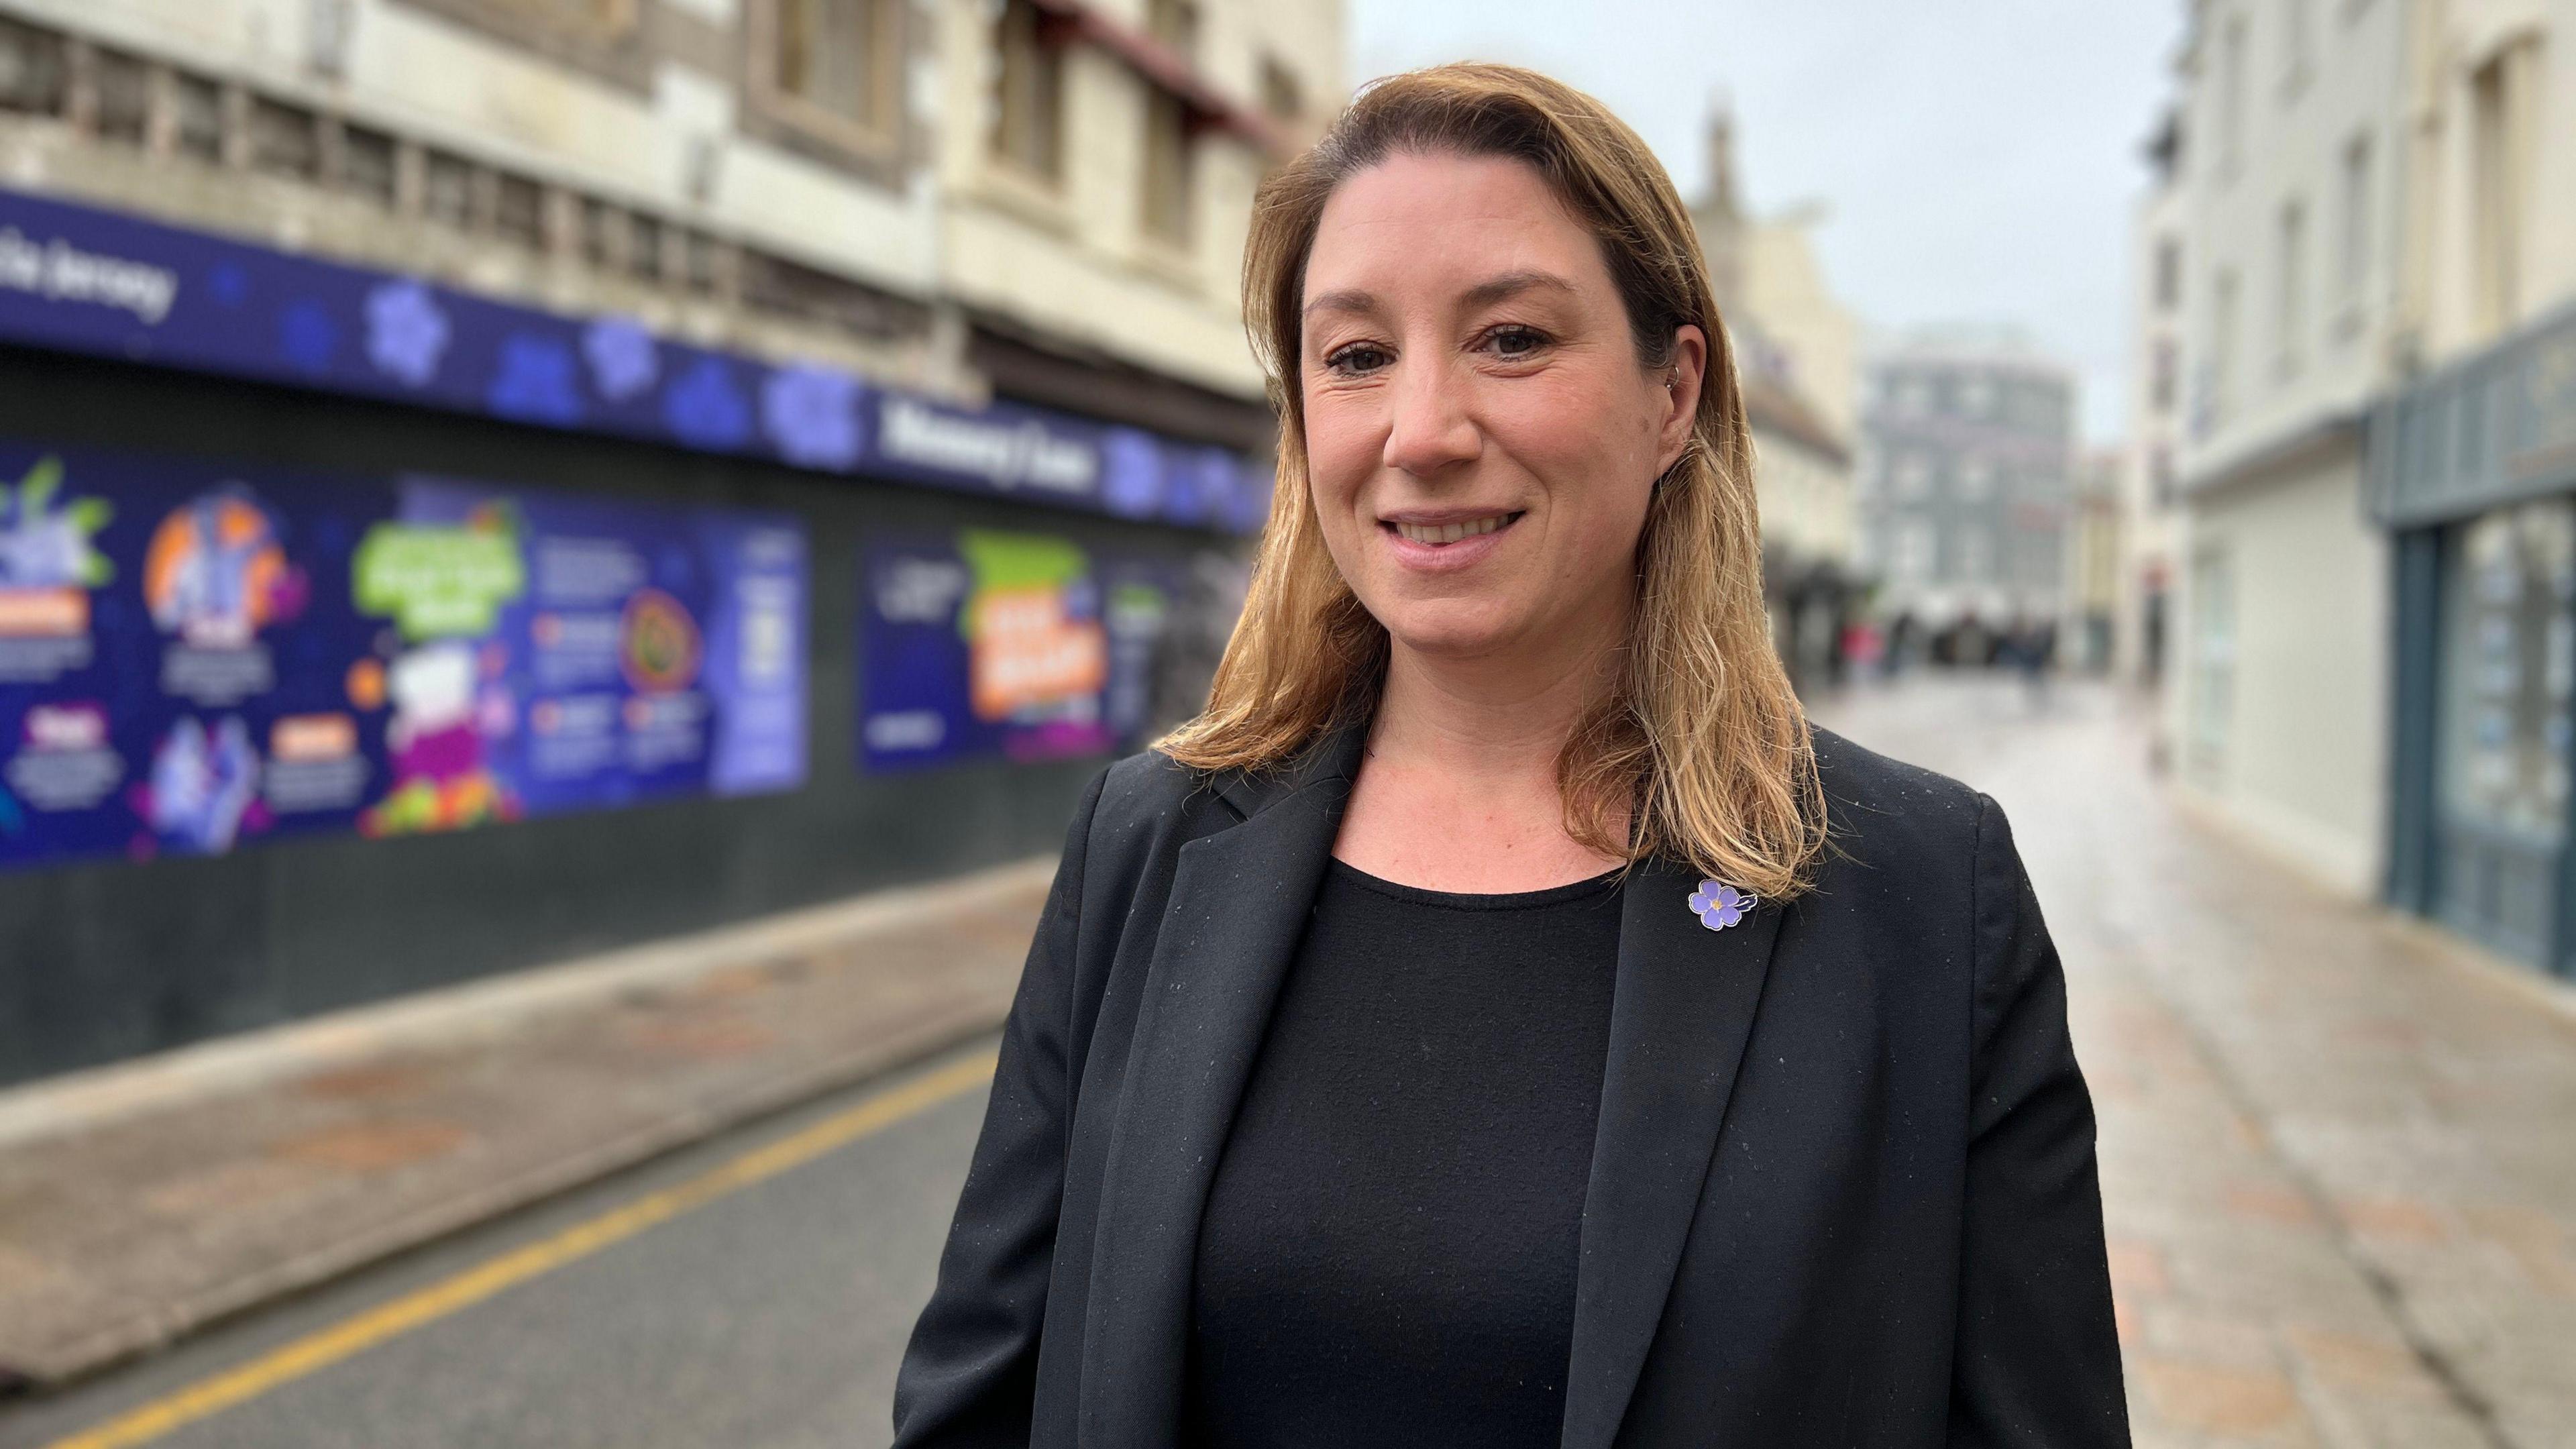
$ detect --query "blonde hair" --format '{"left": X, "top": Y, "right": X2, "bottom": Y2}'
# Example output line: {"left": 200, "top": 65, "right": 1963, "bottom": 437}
{"left": 1157, "top": 62, "right": 1826, "bottom": 900}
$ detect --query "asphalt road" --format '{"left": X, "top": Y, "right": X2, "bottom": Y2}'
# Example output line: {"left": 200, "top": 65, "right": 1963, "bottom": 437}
{"left": 0, "top": 1040, "right": 996, "bottom": 1449}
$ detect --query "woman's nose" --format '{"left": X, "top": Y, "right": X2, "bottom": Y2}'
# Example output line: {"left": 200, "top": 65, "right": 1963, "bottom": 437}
{"left": 1380, "top": 358, "right": 1481, "bottom": 478}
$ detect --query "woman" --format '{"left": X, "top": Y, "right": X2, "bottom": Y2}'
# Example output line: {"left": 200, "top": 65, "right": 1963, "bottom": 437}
{"left": 894, "top": 63, "right": 2127, "bottom": 1449}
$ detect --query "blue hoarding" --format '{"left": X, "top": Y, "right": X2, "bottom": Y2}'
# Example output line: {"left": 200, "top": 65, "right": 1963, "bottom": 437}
{"left": 0, "top": 186, "right": 1273, "bottom": 535}
{"left": 0, "top": 439, "right": 806, "bottom": 869}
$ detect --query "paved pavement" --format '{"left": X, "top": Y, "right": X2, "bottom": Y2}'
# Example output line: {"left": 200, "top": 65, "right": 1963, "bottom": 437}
{"left": 1813, "top": 678, "right": 2576, "bottom": 1449}
{"left": 0, "top": 861, "right": 1049, "bottom": 1389}
{"left": 0, "top": 675, "right": 2567, "bottom": 1449}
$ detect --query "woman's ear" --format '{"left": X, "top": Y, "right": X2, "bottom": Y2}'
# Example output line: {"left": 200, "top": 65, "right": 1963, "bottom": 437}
{"left": 1658, "top": 325, "right": 1708, "bottom": 473}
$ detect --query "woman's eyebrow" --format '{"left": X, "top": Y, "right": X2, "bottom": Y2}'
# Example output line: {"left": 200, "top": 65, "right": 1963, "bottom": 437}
{"left": 1302, "top": 288, "right": 1382, "bottom": 323}
{"left": 1301, "top": 271, "right": 1577, "bottom": 326}
{"left": 1459, "top": 270, "right": 1578, "bottom": 309}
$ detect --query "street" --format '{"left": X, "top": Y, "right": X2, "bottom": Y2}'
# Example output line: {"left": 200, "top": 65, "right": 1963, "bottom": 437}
{"left": 3, "top": 676, "right": 2571, "bottom": 1449}
{"left": 0, "top": 1045, "right": 994, "bottom": 1449}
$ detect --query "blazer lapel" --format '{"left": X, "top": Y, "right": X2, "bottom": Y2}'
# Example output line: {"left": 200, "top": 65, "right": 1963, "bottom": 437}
{"left": 1560, "top": 857, "right": 1784, "bottom": 1449}
{"left": 1077, "top": 721, "right": 1367, "bottom": 1449}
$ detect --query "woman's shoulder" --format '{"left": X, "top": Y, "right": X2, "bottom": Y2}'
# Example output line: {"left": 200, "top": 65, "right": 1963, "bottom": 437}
{"left": 1071, "top": 747, "right": 1245, "bottom": 861}
{"left": 1807, "top": 724, "right": 1995, "bottom": 869}
{"left": 1092, "top": 746, "right": 1216, "bottom": 820}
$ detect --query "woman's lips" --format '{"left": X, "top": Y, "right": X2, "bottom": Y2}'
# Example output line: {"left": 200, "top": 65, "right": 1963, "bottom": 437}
{"left": 1378, "top": 511, "right": 1524, "bottom": 572}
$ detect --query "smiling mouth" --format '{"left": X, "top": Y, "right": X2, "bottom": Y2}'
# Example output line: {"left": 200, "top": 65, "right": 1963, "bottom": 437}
{"left": 1385, "top": 511, "right": 1525, "bottom": 545}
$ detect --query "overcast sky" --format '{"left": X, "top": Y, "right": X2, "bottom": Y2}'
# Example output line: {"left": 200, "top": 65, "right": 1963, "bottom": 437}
{"left": 1346, "top": 1, "right": 2189, "bottom": 445}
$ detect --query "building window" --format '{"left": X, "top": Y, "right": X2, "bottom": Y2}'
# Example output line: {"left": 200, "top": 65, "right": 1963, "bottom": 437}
{"left": 1139, "top": 0, "right": 1200, "bottom": 248}
{"left": 170, "top": 70, "right": 222, "bottom": 162}
{"left": 91, "top": 47, "right": 150, "bottom": 145}
{"left": 2218, "top": 14, "right": 2247, "bottom": 178}
{"left": 494, "top": 0, "right": 637, "bottom": 36}
{"left": 991, "top": 0, "right": 1065, "bottom": 184}
{"left": 396, "top": 0, "right": 645, "bottom": 83}
{"left": 339, "top": 123, "right": 400, "bottom": 207}
{"left": 743, "top": 250, "right": 923, "bottom": 339}
{"left": 423, "top": 149, "right": 476, "bottom": 229}
{"left": 639, "top": 212, "right": 678, "bottom": 278}
{"left": 2441, "top": 502, "right": 2574, "bottom": 841}
{"left": 1260, "top": 56, "right": 1303, "bottom": 128}
{"left": 2436, "top": 501, "right": 2575, "bottom": 964}
{"left": 1954, "top": 457, "right": 1994, "bottom": 502}
{"left": 777, "top": 0, "right": 889, "bottom": 129}
{"left": 2336, "top": 132, "right": 2371, "bottom": 328}
{"left": 2471, "top": 41, "right": 2536, "bottom": 338}
{"left": 1141, "top": 91, "right": 1193, "bottom": 246}
{"left": 1896, "top": 518, "right": 1935, "bottom": 581}
{"left": 248, "top": 97, "right": 321, "bottom": 180}
{"left": 1953, "top": 530, "right": 1993, "bottom": 584}
{"left": 0, "top": 17, "right": 65, "bottom": 117}
{"left": 2154, "top": 236, "right": 2183, "bottom": 312}
{"left": 1957, "top": 374, "right": 1995, "bottom": 418}
{"left": 494, "top": 171, "right": 546, "bottom": 248}
{"left": 2275, "top": 198, "right": 2306, "bottom": 379}
{"left": 2188, "top": 546, "right": 2233, "bottom": 775}
{"left": 2211, "top": 266, "right": 2240, "bottom": 421}
{"left": 2151, "top": 338, "right": 2179, "bottom": 413}
{"left": 2279, "top": 0, "right": 2312, "bottom": 97}
{"left": 1892, "top": 453, "right": 1931, "bottom": 500}
{"left": 752, "top": 0, "right": 900, "bottom": 160}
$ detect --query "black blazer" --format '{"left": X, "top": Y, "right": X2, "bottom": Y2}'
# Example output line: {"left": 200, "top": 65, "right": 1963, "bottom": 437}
{"left": 892, "top": 721, "right": 2129, "bottom": 1449}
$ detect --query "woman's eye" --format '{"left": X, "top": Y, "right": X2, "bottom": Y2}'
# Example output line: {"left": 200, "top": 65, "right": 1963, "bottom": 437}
{"left": 1324, "top": 343, "right": 1391, "bottom": 376}
{"left": 1485, "top": 325, "right": 1547, "bottom": 360}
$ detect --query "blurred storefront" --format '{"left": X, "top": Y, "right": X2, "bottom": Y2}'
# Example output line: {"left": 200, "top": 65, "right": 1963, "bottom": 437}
{"left": 0, "top": 182, "right": 1267, "bottom": 1084}
{"left": 2158, "top": 0, "right": 2408, "bottom": 903}
{"left": 2153, "top": 0, "right": 2576, "bottom": 976}
{"left": 2380, "top": 303, "right": 2576, "bottom": 980}
{"left": 0, "top": 0, "right": 1344, "bottom": 1085}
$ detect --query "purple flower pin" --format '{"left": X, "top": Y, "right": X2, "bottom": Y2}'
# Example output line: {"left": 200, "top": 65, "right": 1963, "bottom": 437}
{"left": 1687, "top": 879, "right": 1758, "bottom": 932}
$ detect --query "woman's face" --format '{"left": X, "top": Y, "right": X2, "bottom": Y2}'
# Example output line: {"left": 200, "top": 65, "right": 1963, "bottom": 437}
{"left": 1299, "top": 150, "right": 1705, "bottom": 665}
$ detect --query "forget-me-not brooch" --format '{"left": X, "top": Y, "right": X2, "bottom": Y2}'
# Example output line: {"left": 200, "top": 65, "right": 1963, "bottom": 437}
{"left": 1687, "top": 879, "right": 1758, "bottom": 932}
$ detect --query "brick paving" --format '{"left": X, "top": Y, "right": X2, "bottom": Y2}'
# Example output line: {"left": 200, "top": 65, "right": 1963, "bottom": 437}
{"left": 1817, "top": 678, "right": 2576, "bottom": 1449}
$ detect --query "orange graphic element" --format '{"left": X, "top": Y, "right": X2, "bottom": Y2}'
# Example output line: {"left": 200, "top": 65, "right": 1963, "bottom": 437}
{"left": 358, "top": 772, "right": 515, "bottom": 837}
{"left": 344, "top": 657, "right": 386, "bottom": 711}
{"left": 969, "top": 585, "right": 1108, "bottom": 721}
{"left": 270, "top": 713, "right": 358, "bottom": 761}
{"left": 144, "top": 494, "right": 290, "bottom": 646}
{"left": 0, "top": 586, "right": 87, "bottom": 636}
{"left": 619, "top": 588, "right": 701, "bottom": 694}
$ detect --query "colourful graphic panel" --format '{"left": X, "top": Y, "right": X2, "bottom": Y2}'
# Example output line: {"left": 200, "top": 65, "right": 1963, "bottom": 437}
{"left": 0, "top": 441, "right": 807, "bottom": 870}
{"left": 859, "top": 532, "right": 1181, "bottom": 771}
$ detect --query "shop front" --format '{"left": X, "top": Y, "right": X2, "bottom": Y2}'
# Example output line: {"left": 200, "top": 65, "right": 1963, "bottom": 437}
{"left": 0, "top": 186, "right": 1269, "bottom": 1083}
{"left": 2380, "top": 302, "right": 2576, "bottom": 980}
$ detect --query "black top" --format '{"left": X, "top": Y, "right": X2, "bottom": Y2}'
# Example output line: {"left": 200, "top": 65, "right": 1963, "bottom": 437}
{"left": 1181, "top": 856, "right": 1625, "bottom": 1449}
{"left": 892, "top": 722, "right": 2131, "bottom": 1449}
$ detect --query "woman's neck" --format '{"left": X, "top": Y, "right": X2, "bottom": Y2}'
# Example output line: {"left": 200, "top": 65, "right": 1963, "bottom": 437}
{"left": 1368, "top": 635, "right": 1615, "bottom": 786}
{"left": 1331, "top": 616, "right": 1630, "bottom": 893}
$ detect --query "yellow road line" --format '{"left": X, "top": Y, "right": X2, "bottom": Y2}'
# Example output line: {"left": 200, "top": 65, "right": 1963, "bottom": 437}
{"left": 44, "top": 1051, "right": 999, "bottom": 1449}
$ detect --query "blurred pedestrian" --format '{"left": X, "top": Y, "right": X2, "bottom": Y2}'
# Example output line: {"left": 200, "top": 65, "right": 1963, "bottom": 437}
{"left": 894, "top": 62, "right": 2127, "bottom": 1449}
{"left": 2015, "top": 615, "right": 2057, "bottom": 710}
{"left": 1887, "top": 608, "right": 1919, "bottom": 678}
